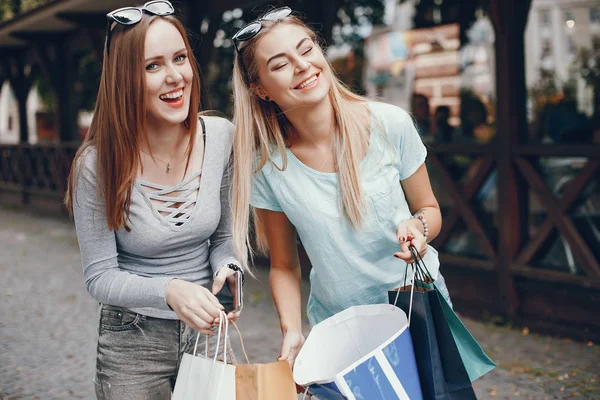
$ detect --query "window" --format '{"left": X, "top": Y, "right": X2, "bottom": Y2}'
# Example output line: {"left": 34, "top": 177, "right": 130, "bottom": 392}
{"left": 590, "top": 7, "right": 600, "bottom": 23}
{"left": 540, "top": 9, "right": 551, "bottom": 26}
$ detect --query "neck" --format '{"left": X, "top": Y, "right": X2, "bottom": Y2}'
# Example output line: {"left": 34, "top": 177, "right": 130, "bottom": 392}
{"left": 143, "top": 120, "right": 187, "bottom": 157}
{"left": 285, "top": 97, "right": 335, "bottom": 146}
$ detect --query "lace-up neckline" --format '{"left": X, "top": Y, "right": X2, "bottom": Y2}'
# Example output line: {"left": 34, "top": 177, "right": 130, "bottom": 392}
{"left": 138, "top": 171, "right": 201, "bottom": 228}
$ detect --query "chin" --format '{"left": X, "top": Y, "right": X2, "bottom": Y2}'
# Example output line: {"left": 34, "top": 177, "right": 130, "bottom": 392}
{"left": 150, "top": 105, "right": 190, "bottom": 126}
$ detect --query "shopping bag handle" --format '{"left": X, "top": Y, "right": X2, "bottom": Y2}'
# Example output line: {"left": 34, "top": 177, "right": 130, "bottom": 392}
{"left": 192, "top": 310, "right": 230, "bottom": 363}
{"left": 392, "top": 256, "right": 417, "bottom": 326}
{"left": 393, "top": 245, "right": 433, "bottom": 327}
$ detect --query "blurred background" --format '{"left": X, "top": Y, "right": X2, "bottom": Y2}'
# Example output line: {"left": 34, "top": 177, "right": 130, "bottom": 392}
{"left": 0, "top": 1, "right": 599, "bottom": 397}
{"left": 0, "top": 0, "right": 600, "bottom": 400}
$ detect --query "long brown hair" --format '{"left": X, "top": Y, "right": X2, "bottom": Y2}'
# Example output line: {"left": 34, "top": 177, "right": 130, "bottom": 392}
{"left": 65, "top": 14, "right": 201, "bottom": 231}
{"left": 231, "top": 15, "right": 372, "bottom": 262}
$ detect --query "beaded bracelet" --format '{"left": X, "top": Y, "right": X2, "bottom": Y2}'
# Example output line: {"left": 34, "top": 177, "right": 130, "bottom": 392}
{"left": 411, "top": 213, "right": 429, "bottom": 239}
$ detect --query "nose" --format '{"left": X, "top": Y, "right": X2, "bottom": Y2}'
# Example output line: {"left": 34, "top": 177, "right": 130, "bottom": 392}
{"left": 165, "top": 63, "right": 183, "bottom": 84}
{"left": 294, "top": 57, "right": 310, "bottom": 74}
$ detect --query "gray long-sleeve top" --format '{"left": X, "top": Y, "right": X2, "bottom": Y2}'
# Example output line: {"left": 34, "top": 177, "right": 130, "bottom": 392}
{"left": 72, "top": 116, "right": 240, "bottom": 319}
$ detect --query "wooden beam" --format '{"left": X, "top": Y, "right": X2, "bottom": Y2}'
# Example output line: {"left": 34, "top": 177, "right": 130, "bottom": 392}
{"left": 438, "top": 253, "right": 495, "bottom": 271}
{"left": 515, "top": 157, "right": 600, "bottom": 278}
{"left": 489, "top": 0, "right": 532, "bottom": 319}
{"left": 11, "top": 30, "right": 75, "bottom": 43}
{"left": 512, "top": 264, "right": 600, "bottom": 290}
{"left": 517, "top": 160, "right": 600, "bottom": 264}
{"left": 434, "top": 157, "right": 494, "bottom": 248}
{"left": 56, "top": 12, "right": 107, "bottom": 29}
{"left": 32, "top": 36, "right": 78, "bottom": 143}
{"left": 428, "top": 152, "right": 497, "bottom": 258}
{"left": 514, "top": 145, "right": 600, "bottom": 158}
{"left": 428, "top": 144, "right": 496, "bottom": 155}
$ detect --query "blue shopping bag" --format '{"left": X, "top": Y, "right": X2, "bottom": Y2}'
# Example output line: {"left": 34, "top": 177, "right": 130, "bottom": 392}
{"left": 389, "top": 246, "right": 495, "bottom": 399}
{"left": 293, "top": 304, "right": 423, "bottom": 400}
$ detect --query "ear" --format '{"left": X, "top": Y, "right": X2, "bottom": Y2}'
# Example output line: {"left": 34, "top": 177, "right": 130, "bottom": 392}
{"left": 250, "top": 82, "right": 270, "bottom": 101}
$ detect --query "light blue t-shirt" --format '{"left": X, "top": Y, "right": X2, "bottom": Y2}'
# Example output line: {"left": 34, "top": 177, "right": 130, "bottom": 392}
{"left": 250, "top": 101, "right": 440, "bottom": 326}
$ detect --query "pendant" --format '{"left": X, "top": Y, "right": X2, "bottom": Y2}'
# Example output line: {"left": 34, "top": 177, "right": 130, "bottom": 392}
{"left": 166, "top": 163, "right": 171, "bottom": 173}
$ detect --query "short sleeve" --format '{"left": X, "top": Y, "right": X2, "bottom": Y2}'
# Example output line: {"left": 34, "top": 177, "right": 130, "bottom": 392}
{"left": 372, "top": 102, "right": 427, "bottom": 180}
{"left": 250, "top": 166, "right": 283, "bottom": 212}
{"left": 396, "top": 110, "right": 427, "bottom": 180}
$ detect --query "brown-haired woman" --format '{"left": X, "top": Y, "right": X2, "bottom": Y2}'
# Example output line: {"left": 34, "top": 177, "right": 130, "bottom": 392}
{"left": 65, "top": 2, "right": 241, "bottom": 398}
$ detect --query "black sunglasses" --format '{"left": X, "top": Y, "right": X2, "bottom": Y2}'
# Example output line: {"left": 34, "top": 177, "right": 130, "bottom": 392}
{"left": 232, "top": 7, "right": 293, "bottom": 81}
{"left": 105, "top": 0, "right": 175, "bottom": 54}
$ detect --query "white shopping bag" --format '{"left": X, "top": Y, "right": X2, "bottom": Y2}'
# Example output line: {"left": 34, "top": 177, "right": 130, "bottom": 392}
{"left": 173, "top": 311, "right": 236, "bottom": 400}
{"left": 293, "top": 304, "right": 423, "bottom": 400}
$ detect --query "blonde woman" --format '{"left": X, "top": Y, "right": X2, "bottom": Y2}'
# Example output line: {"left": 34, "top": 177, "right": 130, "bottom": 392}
{"left": 230, "top": 8, "right": 452, "bottom": 367}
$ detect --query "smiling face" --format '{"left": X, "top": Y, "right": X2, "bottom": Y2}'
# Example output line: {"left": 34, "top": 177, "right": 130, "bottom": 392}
{"left": 144, "top": 19, "right": 193, "bottom": 127}
{"left": 252, "top": 23, "right": 331, "bottom": 112}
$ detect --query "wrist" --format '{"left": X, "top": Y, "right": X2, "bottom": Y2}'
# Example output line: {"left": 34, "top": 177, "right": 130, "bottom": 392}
{"left": 409, "top": 213, "right": 429, "bottom": 239}
{"left": 282, "top": 323, "right": 303, "bottom": 335}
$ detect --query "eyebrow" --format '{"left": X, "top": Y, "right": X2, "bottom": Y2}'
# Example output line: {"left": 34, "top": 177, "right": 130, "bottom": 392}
{"left": 145, "top": 48, "right": 187, "bottom": 63}
{"left": 266, "top": 37, "right": 311, "bottom": 65}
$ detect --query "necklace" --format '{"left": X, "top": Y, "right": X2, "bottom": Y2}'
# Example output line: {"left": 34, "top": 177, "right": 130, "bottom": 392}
{"left": 140, "top": 133, "right": 186, "bottom": 174}
{"left": 140, "top": 149, "right": 174, "bottom": 173}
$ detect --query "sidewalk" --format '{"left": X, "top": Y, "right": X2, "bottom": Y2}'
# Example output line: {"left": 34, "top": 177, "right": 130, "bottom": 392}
{"left": 0, "top": 206, "right": 598, "bottom": 399}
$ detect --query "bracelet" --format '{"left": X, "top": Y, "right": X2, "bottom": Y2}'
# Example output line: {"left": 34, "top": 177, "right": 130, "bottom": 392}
{"left": 410, "top": 213, "right": 429, "bottom": 239}
{"left": 226, "top": 263, "right": 245, "bottom": 285}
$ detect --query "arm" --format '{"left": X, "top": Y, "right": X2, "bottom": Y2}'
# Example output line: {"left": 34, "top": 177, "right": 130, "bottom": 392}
{"left": 209, "top": 152, "right": 241, "bottom": 277}
{"left": 255, "top": 208, "right": 305, "bottom": 366}
{"left": 394, "top": 163, "right": 442, "bottom": 262}
{"left": 73, "top": 151, "right": 222, "bottom": 333}
{"left": 72, "top": 153, "right": 173, "bottom": 310}
{"left": 401, "top": 163, "right": 442, "bottom": 242}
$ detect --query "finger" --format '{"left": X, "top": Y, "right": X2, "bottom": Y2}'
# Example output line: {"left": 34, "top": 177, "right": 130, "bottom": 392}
{"left": 202, "top": 291, "right": 225, "bottom": 314}
{"left": 394, "top": 251, "right": 413, "bottom": 262}
{"left": 227, "top": 311, "right": 241, "bottom": 321}
{"left": 409, "top": 235, "right": 428, "bottom": 255}
{"left": 278, "top": 340, "right": 295, "bottom": 361}
{"left": 192, "top": 303, "right": 220, "bottom": 325}
{"left": 186, "top": 312, "right": 213, "bottom": 333}
{"left": 212, "top": 268, "right": 231, "bottom": 295}
{"left": 407, "top": 224, "right": 424, "bottom": 240}
{"left": 396, "top": 223, "right": 408, "bottom": 243}
{"left": 398, "top": 239, "right": 410, "bottom": 258}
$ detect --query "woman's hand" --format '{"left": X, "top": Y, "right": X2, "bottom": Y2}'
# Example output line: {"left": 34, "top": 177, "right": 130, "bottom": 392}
{"left": 212, "top": 267, "right": 242, "bottom": 322}
{"left": 166, "top": 279, "right": 224, "bottom": 335}
{"left": 279, "top": 329, "right": 306, "bottom": 369}
{"left": 394, "top": 219, "right": 427, "bottom": 263}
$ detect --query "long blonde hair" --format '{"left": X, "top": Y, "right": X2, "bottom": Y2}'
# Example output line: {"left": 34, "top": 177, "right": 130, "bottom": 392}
{"left": 64, "top": 14, "right": 201, "bottom": 231}
{"left": 231, "top": 15, "right": 372, "bottom": 263}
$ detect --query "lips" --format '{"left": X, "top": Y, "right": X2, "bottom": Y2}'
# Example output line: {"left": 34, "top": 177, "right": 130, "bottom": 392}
{"left": 159, "top": 88, "right": 184, "bottom": 101}
{"left": 294, "top": 73, "right": 319, "bottom": 90}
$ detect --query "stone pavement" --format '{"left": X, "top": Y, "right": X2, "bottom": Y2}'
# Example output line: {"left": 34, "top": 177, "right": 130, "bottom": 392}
{"left": 0, "top": 206, "right": 598, "bottom": 400}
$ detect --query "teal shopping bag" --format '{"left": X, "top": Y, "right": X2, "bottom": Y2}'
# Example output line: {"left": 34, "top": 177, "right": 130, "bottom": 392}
{"left": 432, "top": 280, "right": 496, "bottom": 382}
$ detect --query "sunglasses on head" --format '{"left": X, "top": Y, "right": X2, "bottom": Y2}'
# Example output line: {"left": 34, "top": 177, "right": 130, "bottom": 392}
{"left": 105, "top": 0, "right": 175, "bottom": 54}
{"left": 232, "top": 7, "right": 293, "bottom": 81}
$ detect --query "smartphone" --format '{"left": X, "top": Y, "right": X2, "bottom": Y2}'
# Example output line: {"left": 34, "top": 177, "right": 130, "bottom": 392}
{"left": 217, "top": 270, "right": 244, "bottom": 313}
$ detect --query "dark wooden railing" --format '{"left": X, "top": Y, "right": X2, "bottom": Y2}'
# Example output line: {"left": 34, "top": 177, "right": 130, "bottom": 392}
{"left": 428, "top": 143, "right": 600, "bottom": 341}
{"left": 1, "top": 141, "right": 599, "bottom": 340}
{"left": 0, "top": 143, "right": 78, "bottom": 204}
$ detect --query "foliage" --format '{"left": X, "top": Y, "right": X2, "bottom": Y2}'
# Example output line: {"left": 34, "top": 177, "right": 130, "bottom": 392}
{"left": 0, "top": 0, "right": 52, "bottom": 22}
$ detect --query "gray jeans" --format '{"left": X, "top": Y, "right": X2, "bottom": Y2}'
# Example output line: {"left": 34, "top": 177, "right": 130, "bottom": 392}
{"left": 94, "top": 304, "right": 234, "bottom": 400}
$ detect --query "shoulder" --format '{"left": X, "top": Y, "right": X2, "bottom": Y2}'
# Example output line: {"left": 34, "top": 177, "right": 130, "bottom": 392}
{"left": 368, "top": 101, "right": 413, "bottom": 128}
{"left": 200, "top": 115, "right": 235, "bottom": 161}
{"left": 76, "top": 145, "right": 98, "bottom": 179}
{"left": 200, "top": 115, "right": 235, "bottom": 141}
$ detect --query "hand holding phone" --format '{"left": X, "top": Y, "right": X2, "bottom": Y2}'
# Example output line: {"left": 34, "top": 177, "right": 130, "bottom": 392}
{"left": 212, "top": 264, "right": 244, "bottom": 317}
